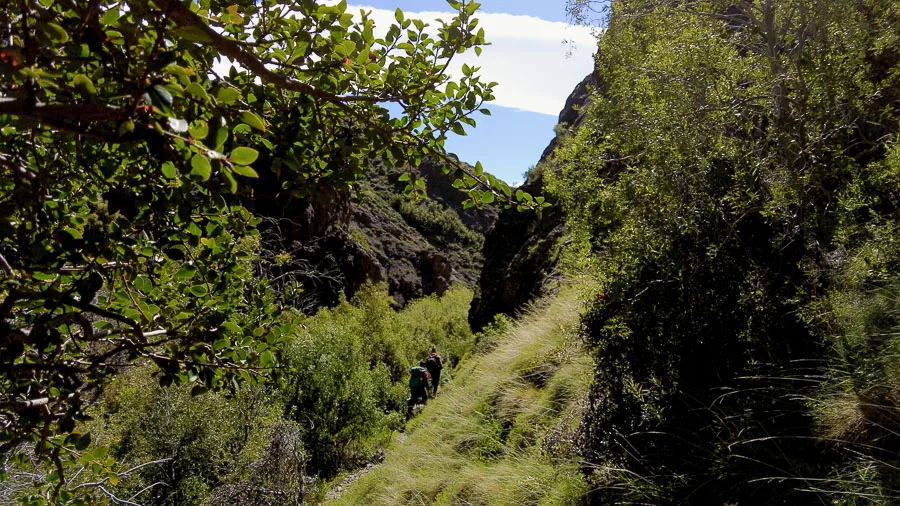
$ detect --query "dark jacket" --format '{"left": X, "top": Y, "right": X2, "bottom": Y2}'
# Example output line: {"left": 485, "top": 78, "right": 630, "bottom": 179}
{"left": 425, "top": 353, "right": 443, "bottom": 375}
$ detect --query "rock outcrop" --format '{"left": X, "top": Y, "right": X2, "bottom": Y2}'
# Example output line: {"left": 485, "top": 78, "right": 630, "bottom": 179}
{"left": 251, "top": 157, "right": 496, "bottom": 311}
{"left": 469, "top": 72, "right": 596, "bottom": 329}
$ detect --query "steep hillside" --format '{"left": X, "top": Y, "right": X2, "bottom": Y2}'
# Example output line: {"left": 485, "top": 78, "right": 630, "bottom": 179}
{"left": 469, "top": 73, "right": 595, "bottom": 329}
{"left": 250, "top": 158, "right": 498, "bottom": 309}
{"left": 329, "top": 285, "right": 592, "bottom": 505}
{"left": 353, "top": 159, "right": 499, "bottom": 306}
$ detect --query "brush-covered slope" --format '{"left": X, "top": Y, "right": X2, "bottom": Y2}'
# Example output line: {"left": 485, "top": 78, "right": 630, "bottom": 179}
{"left": 330, "top": 285, "right": 592, "bottom": 505}
{"left": 350, "top": 159, "right": 499, "bottom": 306}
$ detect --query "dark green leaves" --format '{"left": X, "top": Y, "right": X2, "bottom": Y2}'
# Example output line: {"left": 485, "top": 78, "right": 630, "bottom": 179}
{"left": 0, "top": 1, "right": 505, "bottom": 500}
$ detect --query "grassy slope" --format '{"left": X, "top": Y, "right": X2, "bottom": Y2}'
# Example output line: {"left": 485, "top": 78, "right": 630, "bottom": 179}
{"left": 331, "top": 286, "right": 592, "bottom": 505}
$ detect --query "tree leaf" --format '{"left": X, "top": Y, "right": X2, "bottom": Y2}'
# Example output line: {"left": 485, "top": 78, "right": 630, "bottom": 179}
{"left": 217, "top": 87, "right": 241, "bottom": 104}
{"left": 189, "top": 121, "right": 209, "bottom": 140}
{"left": 230, "top": 147, "right": 259, "bottom": 166}
{"left": 168, "top": 117, "right": 189, "bottom": 133}
{"left": 72, "top": 74, "right": 97, "bottom": 95}
{"left": 221, "top": 167, "right": 238, "bottom": 192}
{"left": 73, "top": 433, "right": 91, "bottom": 451}
{"left": 240, "top": 111, "right": 266, "bottom": 132}
{"left": 191, "top": 154, "right": 212, "bottom": 181}
{"left": 232, "top": 165, "right": 259, "bottom": 178}
{"left": 148, "top": 85, "right": 173, "bottom": 108}
{"left": 185, "top": 83, "right": 210, "bottom": 103}
{"left": 38, "top": 22, "right": 69, "bottom": 44}
{"left": 259, "top": 350, "right": 275, "bottom": 367}
{"left": 173, "top": 265, "right": 197, "bottom": 281}
{"left": 174, "top": 26, "right": 213, "bottom": 43}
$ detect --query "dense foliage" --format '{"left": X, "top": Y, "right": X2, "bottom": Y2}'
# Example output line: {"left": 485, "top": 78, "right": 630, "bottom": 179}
{"left": 551, "top": 0, "right": 900, "bottom": 502}
{"left": 3, "top": 284, "right": 475, "bottom": 504}
{"left": 0, "top": 0, "right": 554, "bottom": 500}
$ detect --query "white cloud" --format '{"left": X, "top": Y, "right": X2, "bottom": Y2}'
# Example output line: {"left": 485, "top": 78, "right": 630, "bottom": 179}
{"left": 348, "top": 6, "right": 597, "bottom": 116}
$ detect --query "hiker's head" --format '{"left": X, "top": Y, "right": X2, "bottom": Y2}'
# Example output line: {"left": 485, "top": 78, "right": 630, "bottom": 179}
{"left": 419, "top": 360, "right": 426, "bottom": 367}
{"left": 431, "top": 345, "right": 436, "bottom": 354}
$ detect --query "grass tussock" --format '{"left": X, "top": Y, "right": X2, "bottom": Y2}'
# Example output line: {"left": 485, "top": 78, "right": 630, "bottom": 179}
{"left": 330, "top": 285, "right": 592, "bottom": 505}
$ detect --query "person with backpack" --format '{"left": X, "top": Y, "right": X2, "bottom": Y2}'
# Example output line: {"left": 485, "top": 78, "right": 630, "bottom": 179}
{"left": 424, "top": 345, "right": 443, "bottom": 397}
{"left": 407, "top": 361, "right": 431, "bottom": 417}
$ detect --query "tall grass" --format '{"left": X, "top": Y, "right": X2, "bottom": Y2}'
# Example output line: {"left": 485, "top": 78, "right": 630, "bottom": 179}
{"left": 805, "top": 285, "right": 900, "bottom": 503}
{"left": 331, "top": 284, "right": 592, "bottom": 505}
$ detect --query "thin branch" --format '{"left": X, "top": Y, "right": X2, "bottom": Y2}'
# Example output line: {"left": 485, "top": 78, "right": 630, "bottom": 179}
{"left": 72, "top": 458, "right": 172, "bottom": 493}
{"left": 0, "top": 99, "right": 129, "bottom": 123}
{"left": 0, "top": 252, "right": 14, "bottom": 277}
{"left": 15, "top": 288, "right": 139, "bottom": 330}
{"left": 98, "top": 486, "right": 140, "bottom": 506}
{"left": 16, "top": 393, "right": 76, "bottom": 409}
{"left": 60, "top": 262, "right": 121, "bottom": 272}
{"left": 127, "top": 481, "right": 169, "bottom": 502}
{"left": 120, "top": 458, "right": 173, "bottom": 477}
{"left": 145, "top": 0, "right": 381, "bottom": 104}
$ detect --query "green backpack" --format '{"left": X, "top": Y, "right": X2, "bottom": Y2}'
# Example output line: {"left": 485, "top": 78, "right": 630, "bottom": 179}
{"left": 409, "top": 366, "right": 427, "bottom": 388}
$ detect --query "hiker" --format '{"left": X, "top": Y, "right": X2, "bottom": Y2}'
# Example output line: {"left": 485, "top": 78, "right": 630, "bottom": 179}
{"left": 424, "top": 345, "right": 443, "bottom": 397}
{"left": 407, "top": 361, "right": 430, "bottom": 416}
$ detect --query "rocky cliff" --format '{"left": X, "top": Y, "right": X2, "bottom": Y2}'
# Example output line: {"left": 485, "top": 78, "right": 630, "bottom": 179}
{"left": 469, "top": 72, "right": 596, "bottom": 329}
{"left": 250, "top": 158, "right": 497, "bottom": 311}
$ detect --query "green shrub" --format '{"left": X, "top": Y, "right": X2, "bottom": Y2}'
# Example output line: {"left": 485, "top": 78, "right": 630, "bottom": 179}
{"left": 81, "top": 368, "right": 286, "bottom": 506}
{"left": 391, "top": 196, "right": 482, "bottom": 249}
{"left": 474, "top": 313, "right": 513, "bottom": 354}
{"left": 398, "top": 285, "right": 476, "bottom": 368}
{"left": 279, "top": 303, "right": 396, "bottom": 476}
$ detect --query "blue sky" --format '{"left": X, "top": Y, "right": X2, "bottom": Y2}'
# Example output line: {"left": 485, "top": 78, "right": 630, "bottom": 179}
{"left": 349, "top": 1, "right": 598, "bottom": 184}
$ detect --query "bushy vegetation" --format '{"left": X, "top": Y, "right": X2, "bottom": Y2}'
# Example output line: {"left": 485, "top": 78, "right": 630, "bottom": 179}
{"left": 391, "top": 196, "right": 483, "bottom": 250}
{"left": 3, "top": 284, "right": 475, "bottom": 505}
{"left": 550, "top": 0, "right": 900, "bottom": 503}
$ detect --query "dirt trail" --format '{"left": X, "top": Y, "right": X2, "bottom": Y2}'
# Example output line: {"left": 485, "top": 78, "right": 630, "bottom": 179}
{"left": 322, "top": 430, "right": 409, "bottom": 502}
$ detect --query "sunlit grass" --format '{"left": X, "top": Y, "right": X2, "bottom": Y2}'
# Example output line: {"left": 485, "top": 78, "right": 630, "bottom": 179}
{"left": 331, "top": 284, "right": 592, "bottom": 505}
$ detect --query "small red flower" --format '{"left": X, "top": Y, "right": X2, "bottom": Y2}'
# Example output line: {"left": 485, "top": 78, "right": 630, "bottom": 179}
{"left": 0, "top": 50, "right": 20, "bottom": 66}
